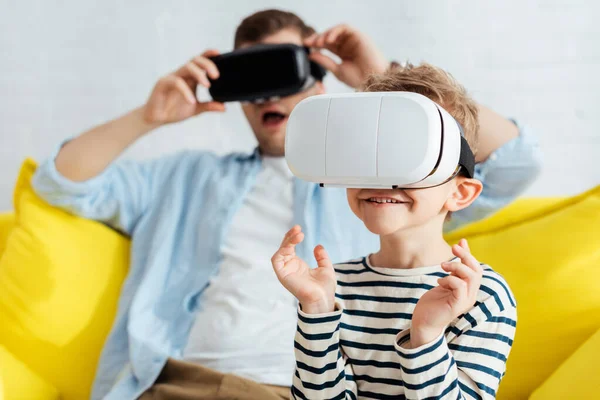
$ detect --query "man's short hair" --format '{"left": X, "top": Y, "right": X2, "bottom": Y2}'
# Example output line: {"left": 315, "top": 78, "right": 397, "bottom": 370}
{"left": 363, "top": 63, "right": 480, "bottom": 155}
{"left": 234, "top": 9, "right": 316, "bottom": 49}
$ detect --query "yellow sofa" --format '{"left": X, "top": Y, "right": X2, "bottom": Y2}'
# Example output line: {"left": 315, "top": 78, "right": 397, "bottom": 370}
{"left": 1, "top": 159, "right": 599, "bottom": 400}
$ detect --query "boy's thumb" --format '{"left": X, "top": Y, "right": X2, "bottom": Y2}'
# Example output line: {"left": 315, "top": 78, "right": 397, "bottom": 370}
{"left": 314, "top": 245, "right": 333, "bottom": 269}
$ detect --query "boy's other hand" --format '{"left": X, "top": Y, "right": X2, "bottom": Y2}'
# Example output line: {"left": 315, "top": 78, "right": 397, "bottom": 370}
{"left": 304, "top": 24, "right": 389, "bottom": 89}
{"left": 409, "top": 239, "right": 483, "bottom": 348}
{"left": 142, "top": 49, "right": 226, "bottom": 127}
{"left": 271, "top": 225, "right": 337, "bottom": 314}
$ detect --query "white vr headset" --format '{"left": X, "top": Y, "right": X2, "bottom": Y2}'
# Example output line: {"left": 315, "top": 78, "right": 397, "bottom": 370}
{"left": 285, "top": 91, "right": 475, "bottom": 189}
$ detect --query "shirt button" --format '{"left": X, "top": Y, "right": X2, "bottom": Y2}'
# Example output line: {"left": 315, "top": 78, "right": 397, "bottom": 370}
{"left": 183, "top": 292, "right": 200, "bottom": 313}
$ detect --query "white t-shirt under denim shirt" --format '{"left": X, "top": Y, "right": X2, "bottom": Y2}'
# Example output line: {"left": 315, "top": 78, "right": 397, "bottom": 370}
{"left": 183, "top": 156, "right": 298, "bottom": 386}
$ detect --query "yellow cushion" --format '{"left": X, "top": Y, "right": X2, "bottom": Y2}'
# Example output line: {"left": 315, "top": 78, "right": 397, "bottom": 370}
{"left": 0, "top": 159, "right": 130, "bottom": 400}
{"left": 0, "top": 344, "right": 58, "bottom": 400}
{"left": 0, "top": 213, "right": 15, "bottom": 256}
{"left": 445, "top": 185, "right": 600, "bottom": 399}
{"left": 530, "top": 327, "right": 600, "bottom": 399}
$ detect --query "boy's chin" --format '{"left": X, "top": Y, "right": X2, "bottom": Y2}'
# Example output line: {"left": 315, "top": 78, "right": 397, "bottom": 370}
{"left": 362, "top": 219, "right": 408, "bottom": 236}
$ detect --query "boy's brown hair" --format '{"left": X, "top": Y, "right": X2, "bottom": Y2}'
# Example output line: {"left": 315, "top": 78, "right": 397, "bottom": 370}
{"left": 234, "top": 9, "right": 316, "bottom": 49}
{"left": 363, "top": 63, "right": 480, "bottom": 154}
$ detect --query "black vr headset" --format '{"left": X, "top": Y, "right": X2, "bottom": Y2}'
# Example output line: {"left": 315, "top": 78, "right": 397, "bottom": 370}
{"left": 206, "top": 43, "right": 327, "bottom": 103}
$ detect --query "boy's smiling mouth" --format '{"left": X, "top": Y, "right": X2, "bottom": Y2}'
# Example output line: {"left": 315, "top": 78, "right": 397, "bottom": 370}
{"left": 367, "top": 197, "right": 407, "bottom": 204}
{"left": 358, "top": 189, "right": 412, "bottom": 206}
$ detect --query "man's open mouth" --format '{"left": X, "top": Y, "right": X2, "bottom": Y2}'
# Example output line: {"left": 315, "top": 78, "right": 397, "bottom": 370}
{"left": 262, "top": 111, "right": 287, "bottom": 125}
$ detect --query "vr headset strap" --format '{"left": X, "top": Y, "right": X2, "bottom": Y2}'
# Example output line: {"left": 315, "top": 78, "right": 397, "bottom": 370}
{"left": 459, "top": 136, "right": 475, "bottom": 178}
{"left": 310, "top": 60, "right": 327, "bottom": 81}
{"left": 455, "top": 118, "right": 475, "bottom": 178}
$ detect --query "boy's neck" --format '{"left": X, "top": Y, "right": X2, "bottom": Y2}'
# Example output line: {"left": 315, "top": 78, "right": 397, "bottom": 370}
{"left": 371, "top": 217, "right": 454, "bottom": 269}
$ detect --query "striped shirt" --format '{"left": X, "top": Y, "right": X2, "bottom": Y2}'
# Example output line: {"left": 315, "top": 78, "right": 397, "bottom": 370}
{"left": 292, "top": 256, "right": 517, "bottom": 400}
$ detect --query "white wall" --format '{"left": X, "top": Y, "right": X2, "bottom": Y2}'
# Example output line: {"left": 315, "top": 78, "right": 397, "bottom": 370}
{"left": 1, "top": 0, "right": 599, "bottom": 211}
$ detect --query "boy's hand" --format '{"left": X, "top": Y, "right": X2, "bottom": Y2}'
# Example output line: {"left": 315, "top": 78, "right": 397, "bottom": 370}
{"left": 409, "top": 239, "right": 483, "bottom": 348}
{"left": 143, "top": 49, "right": 226, "bottom": 127}
{"left": 304, "top": 24, "right": 390, "bottom": 89}
{"left": 271, "top": 226, "right": 337, "bottom": 314}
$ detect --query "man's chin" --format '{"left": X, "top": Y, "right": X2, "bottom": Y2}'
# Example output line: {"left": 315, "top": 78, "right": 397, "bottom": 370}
{"left": 261, "top": 124, "right": 286, "bottom": 136}
{"left": 256, "top": 133, "right": 286, "bottom": 156}
{"left": 257, "top": 140, "right": 285, "bottom": 157}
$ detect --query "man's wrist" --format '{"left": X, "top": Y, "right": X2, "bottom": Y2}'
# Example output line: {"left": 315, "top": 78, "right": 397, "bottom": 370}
{"left": 136, "top": 105, "right": 164, "bottom": 136}
{"left": 367, "top": 59, "right": 393, "bottom": 78}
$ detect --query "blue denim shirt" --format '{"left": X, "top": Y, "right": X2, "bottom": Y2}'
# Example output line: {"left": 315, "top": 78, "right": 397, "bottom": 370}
{"left": 32, "top": 122, "right": 541, "bottom": 400}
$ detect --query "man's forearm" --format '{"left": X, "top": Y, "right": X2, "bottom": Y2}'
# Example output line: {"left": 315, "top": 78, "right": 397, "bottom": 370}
{"left": 55, "top": 106, "right": 159, "bottom": 182}
{"left": 475, "top": 104, "right": 519, "bottom": 163}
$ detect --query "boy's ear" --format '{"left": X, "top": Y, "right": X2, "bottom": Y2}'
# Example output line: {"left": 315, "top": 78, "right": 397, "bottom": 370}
{"left": 445, "top": 177, "right": 483, "bottom": 212}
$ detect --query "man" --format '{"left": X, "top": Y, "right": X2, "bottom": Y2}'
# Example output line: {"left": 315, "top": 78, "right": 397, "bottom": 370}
{"left": 32, "top": 9, "right": 541, "bottom": 400}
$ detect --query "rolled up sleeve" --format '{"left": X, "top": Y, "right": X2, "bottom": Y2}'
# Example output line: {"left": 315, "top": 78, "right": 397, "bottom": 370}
{"left": 32, "top": 140, "right": 161, "bottom": 235}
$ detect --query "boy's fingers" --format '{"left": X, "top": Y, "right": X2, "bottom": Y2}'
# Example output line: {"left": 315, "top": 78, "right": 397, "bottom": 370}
{"left": 460, "top": 240, "right": 482, "bottom": 273}
{"left": 282, "top": 232, "right": 303, "bottom": 250}
{"left": 272, "top": 243, "right": 293, "bottom": 263}
{"left": 313, "top": 245, "right": 333, "bottom": 270}
{"left": 438, "top": 275, "right": 467, "bottom": 299}
{"left": 273, "top": 228, "right": 303, "bottom": 268}
{"left": 280, "top": 225, "right": 301, "bottom": 246}
{"left": 459, "top": 238, "right": 470, "bottom": 252}
{"left": 452, "top": 244, "right": 480, "bottom": 273}
{"left": 271, "top": 248, "right": 287, "bottom": 271}
{"left": 272, "top": 232, "right": 303, "bottom": 270}
{"left": 280, "top": 237, "right": 300, "bottom": 254}
{"left": 441, "top": 261, "right": 476, "bottom": 280}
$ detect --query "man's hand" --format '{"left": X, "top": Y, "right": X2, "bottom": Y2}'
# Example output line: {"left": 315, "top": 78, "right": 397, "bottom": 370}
{"left": 271, "top": 226, "right": 337, "bottom": 314}
{"left": 143, "top": 49, "right": 226, "bottom": 126}
{"left": 409, "top": 239, "right": 483, "bottom": 348}
{"left": 304, "top": 24, "right": 390, "bottom": 89}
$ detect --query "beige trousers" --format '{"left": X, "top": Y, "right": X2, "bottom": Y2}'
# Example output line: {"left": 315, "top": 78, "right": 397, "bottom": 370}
{"left": 138, "top": 358, "right": 291, "bottom": 400}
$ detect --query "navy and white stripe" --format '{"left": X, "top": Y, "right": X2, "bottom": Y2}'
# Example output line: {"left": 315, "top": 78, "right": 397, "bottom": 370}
{"left": 292, "top": 258, "right": 517, "bottom": 399}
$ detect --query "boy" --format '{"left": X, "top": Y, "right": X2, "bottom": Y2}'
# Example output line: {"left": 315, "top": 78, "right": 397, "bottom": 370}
{"left": 272, "top": 64, "right": 516, "bottom": 399}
